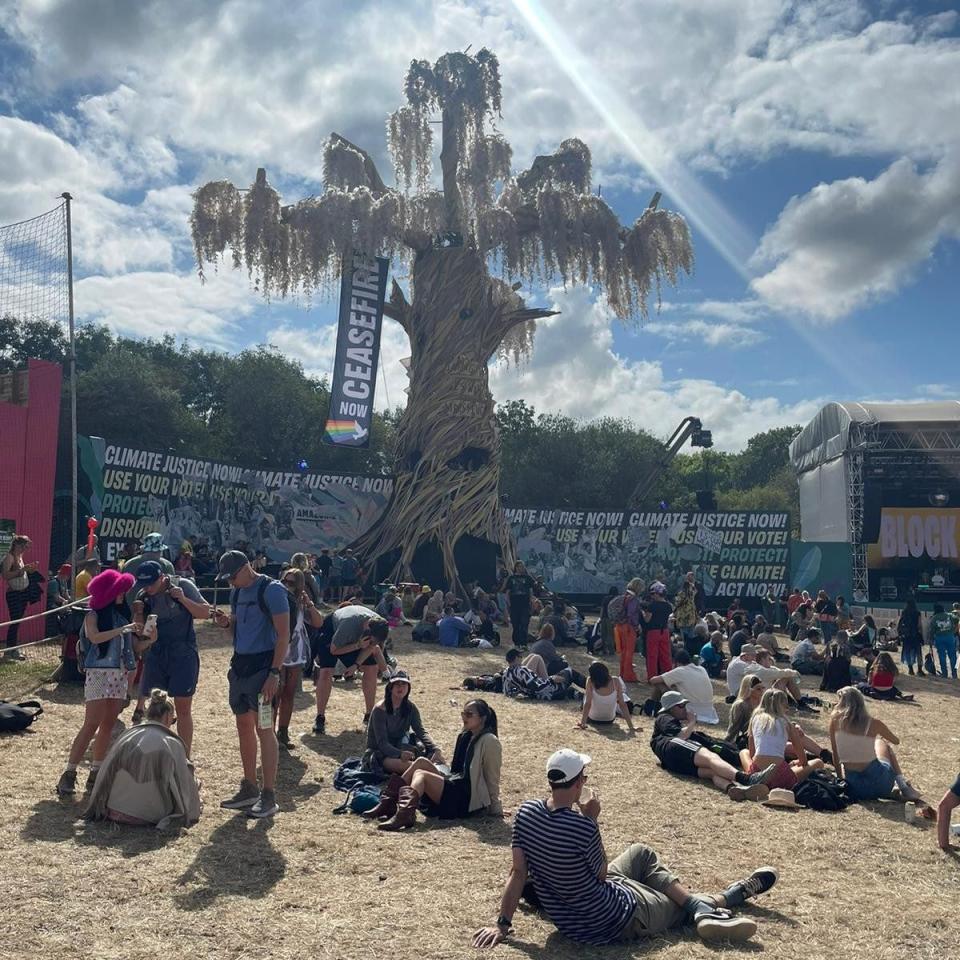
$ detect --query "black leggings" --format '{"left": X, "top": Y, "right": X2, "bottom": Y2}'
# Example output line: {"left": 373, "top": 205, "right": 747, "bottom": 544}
{"left": 510, "top": 598, "right": 530, "bottom": 647}
{"left": 5, "top": 589, "right": 30, "bottom": 648}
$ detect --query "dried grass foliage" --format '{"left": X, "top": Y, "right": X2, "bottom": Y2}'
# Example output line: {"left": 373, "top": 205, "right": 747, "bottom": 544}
{"left": 190, "top": 48, "right": 693, "bottom": 336}
{"left": 5, "top": 624, "right": 960, "bottom": 960}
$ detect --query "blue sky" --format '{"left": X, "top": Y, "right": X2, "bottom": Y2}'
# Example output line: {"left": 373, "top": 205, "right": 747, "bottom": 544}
{"left": 1, "top": 0, "right": 958, "bottom": 449}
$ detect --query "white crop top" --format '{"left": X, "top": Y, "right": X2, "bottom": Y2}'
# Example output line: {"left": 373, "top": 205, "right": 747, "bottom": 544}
{"left": 751, "top": 716, "right": 788, "bottom": 757}
{"left": 588, "top": 678, "right": 627, "bottom": 722}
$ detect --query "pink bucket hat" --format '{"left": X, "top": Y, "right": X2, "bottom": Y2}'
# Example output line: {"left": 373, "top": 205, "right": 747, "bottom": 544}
{"left": 86, "top": 569, "right": 135, "bottom": 610}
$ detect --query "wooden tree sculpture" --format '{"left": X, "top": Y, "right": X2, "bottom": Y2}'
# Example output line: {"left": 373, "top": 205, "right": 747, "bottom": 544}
{"left": 191, "top": 49, "right": 693, "bottom": 592}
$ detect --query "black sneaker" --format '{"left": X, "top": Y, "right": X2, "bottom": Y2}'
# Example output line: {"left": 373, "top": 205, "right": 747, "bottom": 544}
{"left": 247, "top": 788, "right": 279, "bottom": 819}
{"left": 361, "top": 712, "right": 371, "bottom": 725}
{"left": 84, "top": 770, "right": 98, "bottom": 793}
{"left": 220, "top": 779, "right": 260, "bottom": 810}
{"left": 312, "top": 714, "right": 326, "bottom": 735}
{"left": 726, "top": 867, "right": 778, "bottom": 903}
{"left": 56, "top": 769, "right": 77, "bottom": 796}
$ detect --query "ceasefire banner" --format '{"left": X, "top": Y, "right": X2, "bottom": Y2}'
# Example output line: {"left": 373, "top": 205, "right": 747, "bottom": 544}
{"left": 77, "top": 436, "right": 393, "bottom": 563}
{"left": 323, "top": 253, "right": 390, "bottom": 448}
{"left": 507, "top": 508, "right": 791, "bottom": 598}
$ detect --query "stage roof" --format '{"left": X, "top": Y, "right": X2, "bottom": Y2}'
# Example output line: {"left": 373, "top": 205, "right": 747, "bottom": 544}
{"left": 790, "top": 401, "right": 960, "bottom": 474}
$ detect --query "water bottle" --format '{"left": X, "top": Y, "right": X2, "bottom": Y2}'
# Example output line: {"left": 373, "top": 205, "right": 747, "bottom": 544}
{"left": 904, "top": 802, "right": 916, "bottom": 823}
{"left": 257, "top": 694, "right": 272, "bottom": 730}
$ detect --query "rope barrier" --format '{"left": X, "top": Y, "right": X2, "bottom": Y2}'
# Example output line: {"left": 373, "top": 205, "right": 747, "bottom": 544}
{"left": 0, "top": 597, "right": 87, "bottom": 631}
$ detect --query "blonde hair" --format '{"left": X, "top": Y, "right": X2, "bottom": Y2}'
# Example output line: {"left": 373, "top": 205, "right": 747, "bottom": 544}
{"left": 725, "top": 674, "right": 761, "bottom": 742}
{"left": 282, "top": 568, "right": 306, "bottom": 597}
{"left": 145, "top": 688, "right": 174, "bottom": 722}
{"left": 831, "top": 686, "right": 870, "bottom": 734}
{"left": 290, "top": 552, "right": 309, "bottom": 570}
{"left": 752, "top": 688, "right": 790, "bottom": 737}
{"left": 538, "top": 623, "right": 555, "bottom": 641}
{"left": 626, "top": 577, "right": 645, "bottom": 595}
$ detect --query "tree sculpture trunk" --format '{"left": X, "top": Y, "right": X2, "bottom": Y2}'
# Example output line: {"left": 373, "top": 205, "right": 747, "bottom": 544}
{"left": 352, "top": 245, "right": 546, "bottom": 592}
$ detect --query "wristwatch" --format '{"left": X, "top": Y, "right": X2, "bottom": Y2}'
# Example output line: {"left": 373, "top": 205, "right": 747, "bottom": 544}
{"left": 496, "top": 915, "right": 513, "bottom": 930}
{"left": 268, "top": 668, "right": 281, "bottom": 677}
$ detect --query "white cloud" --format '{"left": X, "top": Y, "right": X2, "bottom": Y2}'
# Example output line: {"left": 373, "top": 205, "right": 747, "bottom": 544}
{"left": 751, "top": 153, "right": 960, "bottom": 319}
{"left": 76, "top": 269, "right": 258, "bottom": 346}
{"left": 486, "top": 286, "right": 820, "bottom": 449}
{"left": 265, "top": 316, "right": 412, "bottom": 412}
{"left": 646, "top": 299, "right": 770, "bottom": 348}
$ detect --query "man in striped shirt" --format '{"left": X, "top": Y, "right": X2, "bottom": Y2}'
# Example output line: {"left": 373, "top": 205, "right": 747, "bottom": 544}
{"left": 474, "top": 749, "right": 777, "bottom": 948}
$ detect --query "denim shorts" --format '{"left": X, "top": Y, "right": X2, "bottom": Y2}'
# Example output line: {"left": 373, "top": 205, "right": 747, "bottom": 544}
{"left": 845, "top": 758, "right": 895, "bottom": 801}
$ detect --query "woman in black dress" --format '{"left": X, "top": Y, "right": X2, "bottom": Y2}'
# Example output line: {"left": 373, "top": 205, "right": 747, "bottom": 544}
{"left": 376, "top": 699, "right": 502, "bottom": 831}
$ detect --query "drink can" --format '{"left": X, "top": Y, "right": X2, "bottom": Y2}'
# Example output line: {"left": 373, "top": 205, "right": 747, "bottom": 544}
{"left": 146, "top": 614, "right": 158, "bottom": 636}
{"left": 257, "top": 694, "right": 273, "bottom": 730}
{"left": 904, "top": 802, "right": 916, "bottom": 823}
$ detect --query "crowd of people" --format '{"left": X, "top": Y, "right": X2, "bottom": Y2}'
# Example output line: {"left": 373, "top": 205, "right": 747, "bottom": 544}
{"left": 4, "top": 529, "right": 960, "bottom": 948}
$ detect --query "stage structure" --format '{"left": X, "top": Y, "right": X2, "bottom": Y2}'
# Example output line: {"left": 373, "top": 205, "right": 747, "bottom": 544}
{"left": 790, "top": 402, "right": 960, "bottom": 603}
{"left": 191, "top": 50, "right": 693, "bottom": 591}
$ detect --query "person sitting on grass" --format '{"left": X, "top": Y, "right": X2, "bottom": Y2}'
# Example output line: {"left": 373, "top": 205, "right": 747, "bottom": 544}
{"left": 575, "top": 661, "right": 636, "bottom": 732}
{"left": 746, "top": 690, "right": 824, "bottom": 792}
{"left": 650, "top": 692, "right": 775, "bottom": 802}
{"left": 937, "top": 774, "right": 960, "bottom": 852}
{"left": 648, "top": 649, "right": 719, "bottom": 725}
{"left": 83, "top": 688, "right": 201, "bottom": 828}
{"left": 473, "top": 748, "right": 778, "bottom": 948}
{"left": 857, "top": 652, "right": 914, "bottom": 701}
{"left": 375, "top": 588, "right": 405, "bottom": 628}
{"left": 828, "top": 686, "right": 922, "bottom": 804}
{"left": 699, "top": 631, "right": 725, "bottom": 679}
{"left": 790, "top": 627, "right": 827, "bottom": 675}
{"left": 819, "top": 635, "right": 854, "bottom": 694}
{"left": 362, "top": 672, "right": 442, "bottom": 800}
{"left": 438, "top": 605, "right": 472, "bottom": 647}
{"left": 502, "top": 647, "right": 583, "bottom": 701}
{"left": 752, "top": 648, "right": 810, "bottom": 710}
{"left": 725, "top": 674, "right": 764, "bottom": 749}
{"left": 754, "top": 625, "right": 786, "bottom": 660}
{"left": 530, "top": 623, "right": 569, "bottom": 675}
{"left": 375, "top": 698, "right": 502, "bottom": 831}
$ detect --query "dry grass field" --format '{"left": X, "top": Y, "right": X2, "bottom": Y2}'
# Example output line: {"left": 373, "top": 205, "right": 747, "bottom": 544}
{"left": 2, "top": 624, "right": 960, "bottom": 960}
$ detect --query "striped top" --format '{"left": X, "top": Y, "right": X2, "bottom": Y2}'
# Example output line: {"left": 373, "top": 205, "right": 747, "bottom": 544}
{"left": 512, "top": 800, "right": 637, "bottom": 944}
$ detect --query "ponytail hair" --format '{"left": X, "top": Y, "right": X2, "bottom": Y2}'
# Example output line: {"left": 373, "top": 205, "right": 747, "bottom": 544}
{"left": 467, "top": 698, "right": 498, "bottom": 737}
{"left": 145, "top": 688, "right": 175, "bottom": 722}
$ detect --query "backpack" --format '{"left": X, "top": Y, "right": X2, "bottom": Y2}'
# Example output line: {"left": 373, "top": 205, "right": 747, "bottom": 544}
{"left": 607, "top": 593, "right": 629, "bottom": 625}
{"left": 231, "top": 574, "right": 298, "bottom": 641}
{"left": 794, "top": 771, "right": 852, "bottom": 812}
{"left": 0, "top": 699, "right": 43, "bottom": 733}
{"left": 332, "top": 785, "right": 381, "bottom": 815}
{"left": 333, "top": 756, "right": 384, "bottom": 793}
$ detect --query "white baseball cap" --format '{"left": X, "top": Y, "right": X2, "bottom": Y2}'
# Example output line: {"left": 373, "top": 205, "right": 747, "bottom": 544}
{"left": 546, "top": 748, "right": 591, "bottom": 784}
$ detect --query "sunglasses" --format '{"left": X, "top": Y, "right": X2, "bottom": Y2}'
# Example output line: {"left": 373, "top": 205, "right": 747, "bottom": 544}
{"left": 461, "top": 710, "right": 477, "bottom": 719}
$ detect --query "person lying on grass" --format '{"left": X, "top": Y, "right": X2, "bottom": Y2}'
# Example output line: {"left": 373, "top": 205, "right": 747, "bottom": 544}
{"left": 650, "top": 691, "right": 775, "bottom": 802}
{"left": 369, "top": 698, "right": 501, "bottom": 831}
{"left": 575, "top": 661, "right": 636, "bottom": 733}
{"left": 473, "top": 748, "right": 778, "bottom": 948}
{"left": 502, "top": 647, "right": 585, "bottom": 700}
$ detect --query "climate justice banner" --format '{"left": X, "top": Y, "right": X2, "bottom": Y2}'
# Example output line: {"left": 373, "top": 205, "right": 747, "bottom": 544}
{"left": 78, "top": 436, "right": 393, "bottom": 563}
{"left": 323, "top": 253, "right": 390, "bottom": 448}
{"left": 507, "top": 508, "right": 791, "bottom": 598}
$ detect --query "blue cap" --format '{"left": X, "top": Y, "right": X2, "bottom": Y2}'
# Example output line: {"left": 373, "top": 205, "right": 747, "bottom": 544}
{"left": 135, "top": 560, "right": 164, "bottom": 585}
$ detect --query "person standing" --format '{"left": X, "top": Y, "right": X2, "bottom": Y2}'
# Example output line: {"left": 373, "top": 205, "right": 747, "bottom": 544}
{"left": 276, "top": 568, "right": 323, "bottom": 748}
{"left": 213, "top": 550, "right": 290, "bottom": 818}
{"left": 74, "top": 559, "right": 100, "bottom": 600}
{"left": 131, "top": 561, "right": 210, "bottom": 755}
{"left": 641, "top": 582, "right": 673, "bottom": 681}
{"left": 56, "top": 569, "right": 149, "bottom": 796}
{"left": 673, "top": 573, "right": 699, "bottom": 657}
{"left": 614, "top": 579, "right": 644, "bottom": 683}
{"left": 928, "top": 603, "right": 958, "bottom": 679}
{"left": 339, "top": 548, "right": 361, "bottom": 602}
{"left": 473, "top": 748, "right": 775, "bottom": 948}
{"left": 502, "top": 561, "right": 535, "bottom": 648}
{"left": 315, "top": 548, "right": 333, "bottom": 602}
{"left": 122, "top": 533, "right": 175, "bottom": 606}
{"left": 898, "top": 598, "right": 924, "bottom": 676}
{"left": 814, "top": 590, "right": 838, "bottom": 644}
{"left": 2, "top": 534, "right": 35, "bottom": 659}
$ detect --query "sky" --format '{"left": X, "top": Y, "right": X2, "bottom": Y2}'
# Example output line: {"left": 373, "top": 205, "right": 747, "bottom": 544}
{"left": 1, "top": 0, "right": 958, "bottom": 451}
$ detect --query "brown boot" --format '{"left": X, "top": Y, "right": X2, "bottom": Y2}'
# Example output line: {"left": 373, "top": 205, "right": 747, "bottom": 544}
{"left": 362, "top": 774, "right": 405, "bottom": 820}
{"left": 377, "top": 786, "right": 420, "bottom": 831}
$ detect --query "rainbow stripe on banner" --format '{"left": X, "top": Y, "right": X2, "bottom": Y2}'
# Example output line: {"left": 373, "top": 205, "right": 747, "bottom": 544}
{"left": 325, "top": 419, "right": 362, "bottom": 443}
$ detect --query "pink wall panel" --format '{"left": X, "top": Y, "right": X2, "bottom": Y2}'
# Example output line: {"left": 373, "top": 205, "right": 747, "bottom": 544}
{"left": 0, "top": 359, "right": 62, "bottom": 643}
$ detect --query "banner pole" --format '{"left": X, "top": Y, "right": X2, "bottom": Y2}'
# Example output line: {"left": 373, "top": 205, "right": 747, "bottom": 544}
{"left": 61, "top": 192, "right": 78, "bottom": 591}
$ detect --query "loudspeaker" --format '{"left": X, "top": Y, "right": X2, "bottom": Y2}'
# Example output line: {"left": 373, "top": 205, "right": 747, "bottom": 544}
{"left": 696, "top": 490, "right": 717, "bottom": 511}
{"left": 861, "top": 484, "right": 882, "bottom": 542}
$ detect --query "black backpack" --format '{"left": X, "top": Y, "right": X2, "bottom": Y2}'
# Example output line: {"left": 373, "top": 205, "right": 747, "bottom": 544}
{"left": 0, "top": 699, "right": 43, "bottom": 733}
{"left": 794, "top": 771, "right": 852, "bottom": 811}
{"left": 231, "top": 574, "right": 299, "bottom": 640}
